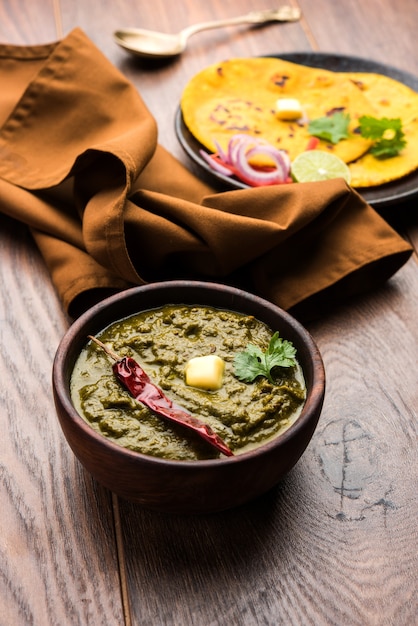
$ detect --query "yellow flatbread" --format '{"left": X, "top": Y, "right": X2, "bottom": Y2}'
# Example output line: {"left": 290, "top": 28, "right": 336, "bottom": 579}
{"left": 180, "top": 57, "right": 418, "bottom": 188}
{"left": 181, "top": 57, "right": 374, "bottom": 164}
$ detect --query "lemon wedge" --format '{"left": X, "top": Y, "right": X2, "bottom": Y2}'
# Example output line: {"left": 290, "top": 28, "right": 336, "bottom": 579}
{"left": 291, "top": 150, "right": 352, "bottom": 184}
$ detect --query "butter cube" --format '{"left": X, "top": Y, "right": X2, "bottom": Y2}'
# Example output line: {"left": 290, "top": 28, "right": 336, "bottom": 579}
{"left": 275, "top": 98, "right": 303, "bottom": 120}
{"left": 185, "top": 355, "right": 225, "bottom": 391}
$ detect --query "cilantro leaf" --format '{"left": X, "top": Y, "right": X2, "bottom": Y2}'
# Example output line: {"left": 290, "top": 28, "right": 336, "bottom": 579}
{"left": 233, "top": 345, "right": 267, "bottom": 383}
{"left": 308, "top": 112, "right": 351, "bottom": 144}
{"left": 233, "top": 332, "right": 297, "bottom": 384}
{"left": 358, "top": 116, "right": 406, "bottom": 158}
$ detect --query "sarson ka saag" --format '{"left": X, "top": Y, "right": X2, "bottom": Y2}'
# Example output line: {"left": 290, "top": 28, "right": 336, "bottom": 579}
{"left": 70, "top": 304, "right": 306, "bottom": 461}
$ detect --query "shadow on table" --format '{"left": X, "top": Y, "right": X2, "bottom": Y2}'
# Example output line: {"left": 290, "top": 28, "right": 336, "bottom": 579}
{"left": 116, "top": 465, "right": 308, "bottom": 596}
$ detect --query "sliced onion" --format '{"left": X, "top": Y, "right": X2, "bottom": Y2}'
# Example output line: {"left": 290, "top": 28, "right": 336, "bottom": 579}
{"left": 212, "top": 138, "right": 229, "bottom": 163}
{"left": 227, "top": 134, "right": 256, "bottom": 165}
{"left": 200, "top": 134, "right": 292, "bottom": 187}
{"left": 239, "top": 146, "right": 291, "bottom": 185}
{"left": 199, "top": 149, "right": 234, "bottom": 176}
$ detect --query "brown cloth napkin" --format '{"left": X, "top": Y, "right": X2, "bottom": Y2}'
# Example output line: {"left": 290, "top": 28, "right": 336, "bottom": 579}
{"left": 0, "top": 28, "right": 412, "bottom": 320}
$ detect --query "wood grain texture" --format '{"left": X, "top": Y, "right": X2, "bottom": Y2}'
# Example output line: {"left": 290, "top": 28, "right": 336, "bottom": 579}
{"left": 297, "top": 0, "right": 418, "bottom": 75}
{"left": 1, "top": 0, "right": 418, "bottom": 624}
{"left": 0, "top": 0, "right": 58, "bottom": 43}
{"left": 0, "top": 217, "right": 126, "bottom": 625}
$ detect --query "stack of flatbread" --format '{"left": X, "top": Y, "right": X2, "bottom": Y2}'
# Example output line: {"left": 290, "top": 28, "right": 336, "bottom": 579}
{"left": 181, "top": 57, "right": 418, "bottom": 187}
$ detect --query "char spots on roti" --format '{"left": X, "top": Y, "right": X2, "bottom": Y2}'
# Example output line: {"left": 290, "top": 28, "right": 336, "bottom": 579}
{"left": 180, "top": 57, "right": 418, "bottom": 188}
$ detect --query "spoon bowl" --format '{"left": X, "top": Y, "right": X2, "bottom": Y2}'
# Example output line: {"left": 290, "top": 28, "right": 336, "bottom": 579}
{"left": 114, "top": 28, "right": 187, "bottom": 58}
{"left": 114, "top": 7, "right": 301, "bottom": 58}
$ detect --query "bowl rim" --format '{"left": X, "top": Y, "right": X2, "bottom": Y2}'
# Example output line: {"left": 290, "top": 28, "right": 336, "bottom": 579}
{"left": 53, "top": 280, "right": 325, "bottom": 467}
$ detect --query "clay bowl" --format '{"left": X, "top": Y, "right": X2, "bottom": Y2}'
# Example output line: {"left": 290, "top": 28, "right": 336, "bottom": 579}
{"left": 52, "top": 280, "right": 325, "bottom": 514}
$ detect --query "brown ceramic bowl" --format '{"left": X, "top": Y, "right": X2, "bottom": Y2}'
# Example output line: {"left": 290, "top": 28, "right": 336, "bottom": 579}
{"left": 52, "top": 281, "right": 325, "bottom": 514}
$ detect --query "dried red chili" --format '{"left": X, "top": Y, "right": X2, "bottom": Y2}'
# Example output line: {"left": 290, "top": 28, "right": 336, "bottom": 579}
{"left": 88, "top": 336, "right": 234, "bottom": 457}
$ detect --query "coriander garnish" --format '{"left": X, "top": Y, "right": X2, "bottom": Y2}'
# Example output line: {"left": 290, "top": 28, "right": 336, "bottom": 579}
{"left": 233, "top": 332, "right": 297, "bottom": 384}
{"left": 307, "top": 111, "right": 406, "bottom": 158}
{"left": 358, "top": 115, "right": 406, "bottom": 158}
{"left": 308, "top": 111, "right": 351, "bottom": 144}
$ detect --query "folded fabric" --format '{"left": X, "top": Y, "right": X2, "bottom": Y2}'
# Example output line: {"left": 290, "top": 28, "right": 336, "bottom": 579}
{"left": 0, "top": 28, "right": 412, "bottom": 320}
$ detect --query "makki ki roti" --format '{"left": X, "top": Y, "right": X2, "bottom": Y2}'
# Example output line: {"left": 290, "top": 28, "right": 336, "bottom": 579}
{"left": 181, "top": 57, "right": 374, "bottom": 164}
{"left": 180, "top": 57, "right": 418, "bottom": 188}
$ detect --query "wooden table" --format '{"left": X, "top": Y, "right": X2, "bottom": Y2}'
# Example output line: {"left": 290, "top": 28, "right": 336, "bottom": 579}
{"left": 1, "top": 1, "right": 417, "bottom": 624}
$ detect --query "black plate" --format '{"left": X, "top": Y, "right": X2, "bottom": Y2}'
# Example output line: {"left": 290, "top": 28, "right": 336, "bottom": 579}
{"left": 175, "top": 52, "right": 418, "bottom": 209}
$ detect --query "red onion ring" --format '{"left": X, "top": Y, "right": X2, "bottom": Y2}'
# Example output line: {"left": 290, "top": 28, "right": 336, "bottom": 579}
{"left": 199, "top": 135, "right": 291, "bottom": 187}
{"left": 199, "top": 149, "right": 234, "bottom": 176}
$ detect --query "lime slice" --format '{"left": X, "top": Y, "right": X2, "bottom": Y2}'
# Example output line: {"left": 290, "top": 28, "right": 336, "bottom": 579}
{"left": 291, "top": 150, "right": 351, "bottom": 184}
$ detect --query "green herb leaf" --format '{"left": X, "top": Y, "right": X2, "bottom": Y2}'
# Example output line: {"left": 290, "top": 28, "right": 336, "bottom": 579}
{"left": 358, "top": 116, "right": 406, "bottom": 158}
{"left": 308, "top": 111, "right": 351, "bottom": 144}
{"left": 233, "top": 332, "right": 297, "bottom": 384}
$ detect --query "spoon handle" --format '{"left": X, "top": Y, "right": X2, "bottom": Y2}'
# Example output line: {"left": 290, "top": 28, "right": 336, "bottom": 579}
{"left": 180, "top": 7, "right": 301, "bottom": 41}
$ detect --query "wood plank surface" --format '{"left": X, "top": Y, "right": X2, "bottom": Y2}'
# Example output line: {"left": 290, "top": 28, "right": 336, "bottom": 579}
{"left": 0, "top": 215, "right": 126, "bottom": 625}
{"left": 297, "top": 0, "right": 418, "bottom": 74}
{"left": 0, "top": 1, "right": 417, "bottom": 625}
{"left": 0, "top": 3, "right": 126, "bottom": 624}
{"left": 0, "top": 0, "right": 58, "bottom": 43}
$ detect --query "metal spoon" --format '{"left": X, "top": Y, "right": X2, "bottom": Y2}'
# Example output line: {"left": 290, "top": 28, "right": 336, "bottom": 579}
{"left": 113, "top": 7, "right": 301, "bottom": 58}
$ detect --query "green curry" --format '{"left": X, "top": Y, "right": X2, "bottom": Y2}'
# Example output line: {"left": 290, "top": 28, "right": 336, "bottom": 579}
{"left": 70, "top": 305, "right": 306, "bottom": 461}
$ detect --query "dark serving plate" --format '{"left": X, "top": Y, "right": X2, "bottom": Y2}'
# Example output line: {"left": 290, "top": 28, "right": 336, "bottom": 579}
{"left": 175, "top": 52, "right": 418, "bottom": 209}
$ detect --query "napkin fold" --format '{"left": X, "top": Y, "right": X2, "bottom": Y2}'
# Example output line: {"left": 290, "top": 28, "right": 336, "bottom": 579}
{"left": 0, "top": 28, "right": 412, "bottom": 320}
